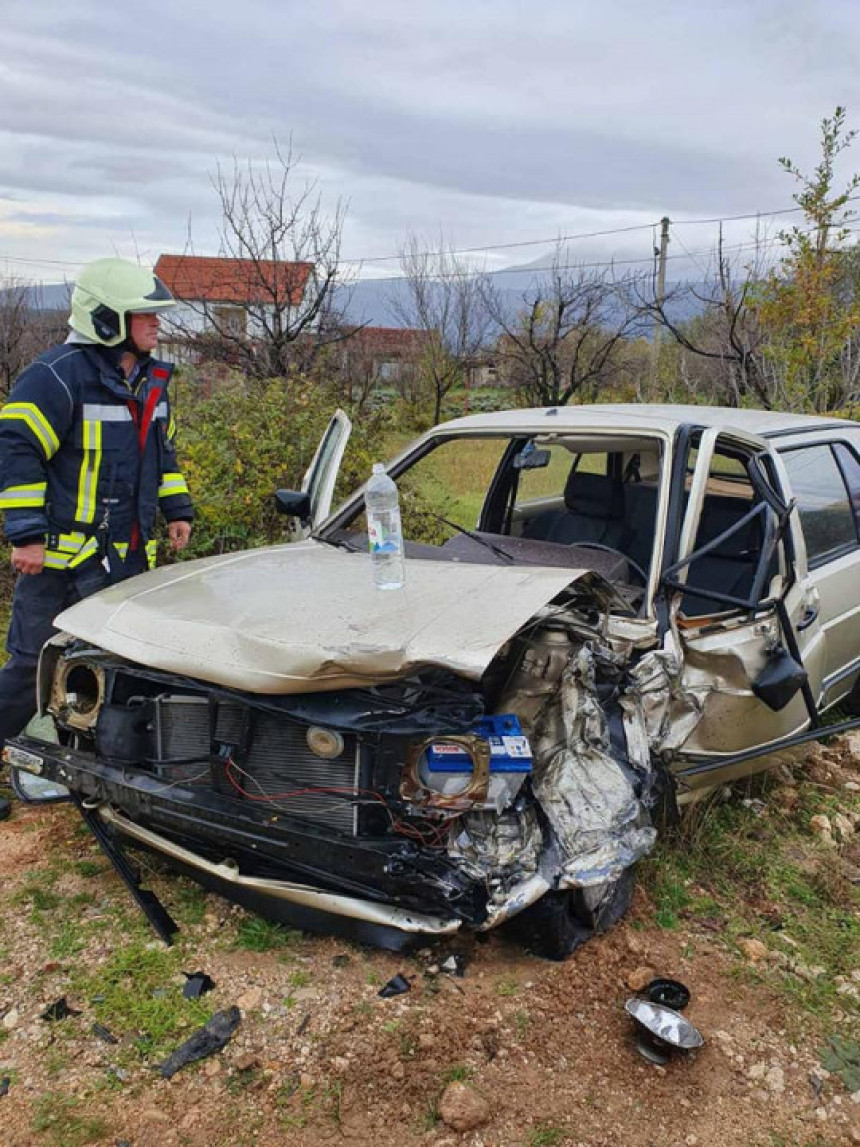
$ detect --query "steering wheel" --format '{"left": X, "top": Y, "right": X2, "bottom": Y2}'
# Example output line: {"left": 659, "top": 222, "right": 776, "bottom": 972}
{"left": 571, "top": 542, "right": 649, "bottom": 586}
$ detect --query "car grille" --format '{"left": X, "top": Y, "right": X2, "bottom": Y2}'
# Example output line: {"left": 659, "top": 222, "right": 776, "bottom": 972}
{"left": 153, "top": 695, "right": 360, "bottom": 836}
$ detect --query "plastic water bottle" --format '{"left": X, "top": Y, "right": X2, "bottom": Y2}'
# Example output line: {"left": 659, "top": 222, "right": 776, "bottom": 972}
{"left": 365, "top": 462, "right": 405, "bottom": 590}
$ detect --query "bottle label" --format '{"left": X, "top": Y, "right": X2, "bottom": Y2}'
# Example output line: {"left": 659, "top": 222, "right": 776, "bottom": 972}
{"left": 367, "top": 508, "right": 402, "bottom": 554}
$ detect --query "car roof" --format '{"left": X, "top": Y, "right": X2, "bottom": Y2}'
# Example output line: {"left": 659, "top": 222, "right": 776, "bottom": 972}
{"left": 436, "top": 403, "right": 858, "bottom": 440}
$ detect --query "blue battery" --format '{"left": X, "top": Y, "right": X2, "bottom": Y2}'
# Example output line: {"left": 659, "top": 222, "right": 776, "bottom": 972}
{"left": 425, "top": 714, "right": 532, "bottom": 774}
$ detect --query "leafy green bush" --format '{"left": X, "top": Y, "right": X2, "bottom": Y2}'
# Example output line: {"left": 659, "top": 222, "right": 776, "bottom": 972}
{"left": 173, "top": 373, "right": 381, "bottom": 559}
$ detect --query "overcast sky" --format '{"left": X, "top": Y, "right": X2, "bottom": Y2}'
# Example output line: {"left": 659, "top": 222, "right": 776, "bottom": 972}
{"left": 1, "top": 0, "right": 859, "bottom": 285}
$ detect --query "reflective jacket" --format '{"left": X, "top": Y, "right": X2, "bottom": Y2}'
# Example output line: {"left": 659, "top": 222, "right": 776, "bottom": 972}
{"left": 0, "top": 341, "right": 193, "bottom": 573}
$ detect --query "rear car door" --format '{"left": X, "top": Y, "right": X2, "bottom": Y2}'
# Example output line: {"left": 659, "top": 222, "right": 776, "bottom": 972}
{"left": 777, "top": 437, "right": 860, "bottom": 708}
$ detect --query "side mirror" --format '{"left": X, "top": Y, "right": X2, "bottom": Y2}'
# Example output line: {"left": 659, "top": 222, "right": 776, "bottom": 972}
{"left": 275, "top": 489, "right": 311, "bottom": 522}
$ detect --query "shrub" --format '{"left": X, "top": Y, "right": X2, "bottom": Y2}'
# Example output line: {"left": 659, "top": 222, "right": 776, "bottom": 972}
{"left": 172, "top": 373, "right": 380, "bottom": 559}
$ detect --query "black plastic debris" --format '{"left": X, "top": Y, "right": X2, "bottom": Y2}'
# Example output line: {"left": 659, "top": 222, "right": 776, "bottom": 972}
{"left": 182, "top": 971, "right": 216, "bottom": 1000}
{"left": 41, "top": 997, "right": 81, "bottom": 1022}
{"left": 441, "top": 954, "right": 467, "bottom": 978}
{"left": 92, "top": 1022, "right": 119, "bottom": 1045}
{"left": 625, "top": 998, "right": 703, "bottom": 1065}
{"left": 158, "top": 1006, "right": 242, "bottom": 1079}
{"left": 332, "top": 954, "right": 351, "bottom": 969}
{"left": 642, "top": 978, "right": 690, "bottom": 1011}
{"left": 378, "top": 973, "right": 412, "bottom": 999}
{"left": 296, "top": 1014, "right": 311, "bottom": 1036}
{"left": 0, "top": 1077, "right": 10, "bottom": 1098}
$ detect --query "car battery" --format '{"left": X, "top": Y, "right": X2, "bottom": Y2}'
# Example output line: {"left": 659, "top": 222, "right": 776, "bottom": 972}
{"left": 421, "top": 714, "right": 532, "bottom": 812}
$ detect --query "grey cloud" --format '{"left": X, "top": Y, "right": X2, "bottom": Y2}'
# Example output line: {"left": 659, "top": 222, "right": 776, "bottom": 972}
{"left": 1, "top": 0, "right": 859, "bottom": 273}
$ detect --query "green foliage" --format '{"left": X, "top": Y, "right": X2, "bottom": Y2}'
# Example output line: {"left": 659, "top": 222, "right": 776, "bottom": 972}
{"left": 173, "top": 372, "right": 381, "bottom": 558}
{"left": 441, "top": 1063, "right": 473, "bottom": 1083}
{"left": 526, "top": 1123, "right": 568, "bottom": 1147}
{"left": 31, "top": 1092, "right": 108, "bottom": 1146}
{"left": 72, "top": 938, "right": 212, "bottom": 1061}
{"left": 756, "top": 107, "right": 860, "bottom": 410}
{"left": 233, "top": 914, "right": 301, "bottom": 952}
{"left": 641, "top": 778, "right": 860, "bottom": 1023}
{"left": 820, "top": 1034, "right": 860, "bottom": 1092}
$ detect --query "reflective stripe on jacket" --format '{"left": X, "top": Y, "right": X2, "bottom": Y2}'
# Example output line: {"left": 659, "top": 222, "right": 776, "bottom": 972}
{"left": 0, "top": 343, "right": 193, "bottom": 570}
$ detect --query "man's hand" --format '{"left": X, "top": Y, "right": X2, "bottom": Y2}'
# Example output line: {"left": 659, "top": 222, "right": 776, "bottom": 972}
{"left": 167, "top": 521, "right": 192, "bottom": 552}
{"left": 11, "top": 543, "right": 45, "bottom": 575}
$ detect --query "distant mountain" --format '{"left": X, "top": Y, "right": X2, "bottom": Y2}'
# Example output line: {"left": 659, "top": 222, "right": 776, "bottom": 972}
{"left": 1, "top": 283, "right": 71, "bottom": 311}
{"left": 20, "top": 275, "right": 703, "bottom": 332}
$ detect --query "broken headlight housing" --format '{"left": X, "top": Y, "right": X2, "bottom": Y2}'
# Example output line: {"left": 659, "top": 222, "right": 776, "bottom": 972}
{"left": 49, "top": 656, "right": 106, "bottom": 731}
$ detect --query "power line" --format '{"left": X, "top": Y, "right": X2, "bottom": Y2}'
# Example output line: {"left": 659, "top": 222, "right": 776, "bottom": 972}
{"left": 356, "top": 224, "right": 860, "bottom": 285}
{"left": 2, "top": 197, "right": 860, "bottom": 281}
{"left": 342, "top": 220, "right": 661, "bottom": 264}
{"left": 345, "top": 198, "right": 860, "bottom": 265}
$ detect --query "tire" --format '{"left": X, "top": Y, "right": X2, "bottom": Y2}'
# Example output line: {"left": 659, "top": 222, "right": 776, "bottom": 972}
{"left": 505, "top": 867, "right": 637, "bottom": 961}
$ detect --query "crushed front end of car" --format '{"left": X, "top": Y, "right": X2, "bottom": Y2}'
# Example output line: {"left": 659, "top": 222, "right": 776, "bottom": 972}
{"left": 4, "top": 548, "right": 665, "bottom": 958}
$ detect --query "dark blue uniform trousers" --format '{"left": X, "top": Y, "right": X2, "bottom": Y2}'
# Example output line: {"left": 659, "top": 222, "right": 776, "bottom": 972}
{"left": 0, "top": 555, "right": 145, "bottom": 749}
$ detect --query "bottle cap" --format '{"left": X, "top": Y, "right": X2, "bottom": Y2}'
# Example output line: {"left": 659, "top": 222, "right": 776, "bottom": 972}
{"left": 372, "top": 462, "right": 385, "bottom": 474}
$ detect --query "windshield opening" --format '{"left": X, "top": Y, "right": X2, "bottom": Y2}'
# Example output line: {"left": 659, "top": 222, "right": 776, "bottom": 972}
{"left": 325, "top": 432, "right": 664, "bottom": 598}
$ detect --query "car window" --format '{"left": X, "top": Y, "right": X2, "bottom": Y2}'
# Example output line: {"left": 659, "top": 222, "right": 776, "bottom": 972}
{"left": 513, "top": 447, "right": 607, "bottom": 511}
{"left": 780, "top": 444, "right": 859, "bottom": 565}
{"left": 832, "top": 442, "right": 860, "bottom": 527}
{"left": 343, "top": 436, "right": 511, "bottom": 546}
{"left": 680, "top": 445, "right": 779, "bottom": 618}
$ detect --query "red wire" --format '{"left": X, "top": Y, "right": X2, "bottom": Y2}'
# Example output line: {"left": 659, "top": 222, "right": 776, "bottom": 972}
{"left": 224, "top": 756, "right": 388, "bottom": 807}
{"left": 223, "top": 756, "right": 456, "bottom": 848}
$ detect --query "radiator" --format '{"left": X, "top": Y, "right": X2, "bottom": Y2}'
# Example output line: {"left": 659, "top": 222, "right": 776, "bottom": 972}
{"left": 153, "top": 695, "right": 360, "bottom": 835}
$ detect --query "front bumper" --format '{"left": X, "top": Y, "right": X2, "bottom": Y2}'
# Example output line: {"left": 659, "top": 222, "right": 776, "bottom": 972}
{"left": 4, "top": 734, "right": 484, "bottom": 945}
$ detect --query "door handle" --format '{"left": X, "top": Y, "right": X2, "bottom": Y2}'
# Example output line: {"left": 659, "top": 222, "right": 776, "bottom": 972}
{"left": 796, "top": 603, "right": 820, "bottom": 631}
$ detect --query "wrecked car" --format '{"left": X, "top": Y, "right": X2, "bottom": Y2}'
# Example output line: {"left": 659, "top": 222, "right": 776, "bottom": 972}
{"left": 6, "top": 404, "right": 860, "bottom": 957}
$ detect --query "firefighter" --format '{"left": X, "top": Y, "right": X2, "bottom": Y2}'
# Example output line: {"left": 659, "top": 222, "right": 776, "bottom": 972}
{"left": 0, "top": 258, "right": 194, "bottom": 818}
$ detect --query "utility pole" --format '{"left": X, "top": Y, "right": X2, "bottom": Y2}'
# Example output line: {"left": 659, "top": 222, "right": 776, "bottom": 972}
{"left": 649, "top": 216, "right": 670, "bottom": 393}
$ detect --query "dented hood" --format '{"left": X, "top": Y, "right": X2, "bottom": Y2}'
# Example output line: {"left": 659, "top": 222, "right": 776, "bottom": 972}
{"left": 55, "top": 542, "right": 589, "bottom": 693}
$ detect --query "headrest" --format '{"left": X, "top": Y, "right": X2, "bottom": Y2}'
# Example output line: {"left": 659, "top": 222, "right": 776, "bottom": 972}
{"left": 563, "top": 469, "right": 623, "bottom": 519}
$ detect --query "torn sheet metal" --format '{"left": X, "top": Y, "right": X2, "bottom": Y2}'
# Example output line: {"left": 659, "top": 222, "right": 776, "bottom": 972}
{"left": 530, "top": 643, "right": 657, "bottom": 888}
{"left": 450, "top": 807, "right": 543, "bottom": 882}
{"left": 449, "top": 808, "right": 551, "bottom": 929}
{"left": 54, "top": 543, "right": 590, "bottom": 695}
{"left": 626, "top": 632, "right": 707, "bottom": 755}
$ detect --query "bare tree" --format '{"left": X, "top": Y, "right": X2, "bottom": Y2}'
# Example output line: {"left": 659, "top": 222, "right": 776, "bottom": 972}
{"left": 169, "top": 142, "right": 356, "bottom": 379}
{"left": 389, "top": 236, "right": 492, "bottom": 423}
{"left": 481, "top": 246, "right": 639, "bottom": 407}
{"left": 0, "top": 278, "right": 69, "bottom": 397}
{"left": 635, "top": 228, "right": 776, "bottom": 408}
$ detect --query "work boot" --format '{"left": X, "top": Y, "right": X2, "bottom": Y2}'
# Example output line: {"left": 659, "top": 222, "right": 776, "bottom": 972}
{"left": 0, "top": 796, "right": 11, "bottom": 821}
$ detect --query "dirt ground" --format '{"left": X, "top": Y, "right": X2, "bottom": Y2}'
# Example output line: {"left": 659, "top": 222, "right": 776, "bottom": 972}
{"left": 1, "top": 757, "right": 858, "bottom": 1147}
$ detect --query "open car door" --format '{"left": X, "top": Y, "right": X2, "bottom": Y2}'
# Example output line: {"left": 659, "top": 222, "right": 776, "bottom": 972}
{"left": 659, "top": 427, "right": 825, "bottom": 780}
{"left": 301, "top": 409, "right": 353, "bottom": 532}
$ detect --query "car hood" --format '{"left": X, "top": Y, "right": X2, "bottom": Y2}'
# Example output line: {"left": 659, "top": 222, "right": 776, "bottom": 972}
{"left": 56, "top": 541, "right": 594, "bottom": 694}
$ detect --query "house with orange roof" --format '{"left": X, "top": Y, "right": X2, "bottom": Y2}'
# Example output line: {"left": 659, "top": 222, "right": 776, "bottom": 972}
{"left": 153, "top": 254, "right": 314, "bottom": 362}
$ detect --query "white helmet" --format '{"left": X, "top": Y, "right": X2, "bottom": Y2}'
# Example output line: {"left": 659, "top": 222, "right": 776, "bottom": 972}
{"left": 70, "top": 258, "right": 175, "bottom": 346}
